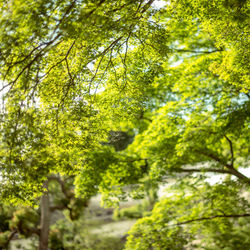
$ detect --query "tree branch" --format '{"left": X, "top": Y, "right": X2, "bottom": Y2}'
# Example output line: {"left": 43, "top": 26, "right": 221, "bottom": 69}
{"left": 0, "top": 33, "right": 62, "bottom": 93}
{"left": 141, "top": 0, "right": 155, "bottom": 14}
{"left": 194, "top": 149, "right": 230, "bottom": 167}
{"left": 28, "top": 227, "right": 40, "bottom": 235}
{"left": 174, "top": 49, "right": 222, "bottom": 54}
{"left": 175, "top": 213, "right": 250, "bottom": 226}
{"left": 48, "top": 176, "right": 73, "bottom": 199}
{"left": 194, "top": 149, "right": 250, "bottom": 184}
{"left": 50, "top": 205, "right": 68, "bottom": 212}
{"left": 224, "top": 135, "right": 234, "bottom": 167}
{"left": 5, "top": 230, "right": 18, "bottom": 247}
{"left": 175, "top": 168, "right": 232, "bottom": 175}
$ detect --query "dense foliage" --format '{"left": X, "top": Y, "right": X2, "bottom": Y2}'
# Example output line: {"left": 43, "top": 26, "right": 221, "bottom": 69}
{"left": 0, "top": 0, "right": 249, "bottom": 249}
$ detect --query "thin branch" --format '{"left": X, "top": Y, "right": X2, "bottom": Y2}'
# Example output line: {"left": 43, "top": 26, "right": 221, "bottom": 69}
{"left": 59, "top": 40, "right": 76, "bottom": 106}
{"left": 244, "top": 92, "right": 250, "bottom": 99}
{"left": 48, "top": 176, "right": 73, "bottom": 199}
{"left": 93, "top": 48, "right": 114, "bottom": 97}
{"left": 175, "top": 213, "right": 250, "bottom": 226}
{"left": 3, "top": 43, "right": 45, "bottom": 80}
{"left": 135, "top": 0, "right": 144, "bottom": 15}
{"left": 106, "top": 3, "right": 127, "bottom": 14}
{"left": 5, "top": 230, "right": 18, "bottom": 247}
{"left": 194, "top": 149, "right": 250, "bottom": 184}
{"left": 27, "top": 60, "right": 42, "bottom": 101}
{"left": 174, "top": 49, "right": 222, "bottom": 54}
{"left": 50, "top": 0, "right": 77, "bottom": 39}
{"left": 28, "top": 227, "right": 40, "bottom": 235}
{"left": 120, "top": 31, "right": 132, "bottom": 90}
{"left": 1, "top": 0, "right": 78, "bottom": 92}
{"left": 175, "top": 168, "right": 232, "bottom": 175}
{"left": 224, "top": 135, "right": 234, "bottom": 167}
{"left": 139, "top": 110, "right": 153, "bottom": 122}
{"left": 100, "top": 36, "right": 124, "bottom": 57}
{"left": 88, "top": 54, "right": 105, "bottom": 95}
{"left": 50, "top": 205, "right": 68, "bottom": 212}
{"left": 65, "top": 57, "right": 73, "bottom": 82}
{"left": 40, "top": 52, "right": 66, "bottom": 79}
{"left": 110, "top": 57, "right": 119, "bottom": 86}
{"left": 0, "top": 33, "right": 62, "bottom": 92}
{"left": 194, "top": 149, "right": 231, "bottom": 168}
{"left": 119, "top": 158, "right": 147, "bottom": 163}
{"left": 87, "top": 36, "right": 123, "bottom": 95}
{"left": 140, "top": 0, "right": 155, "bottom": 14}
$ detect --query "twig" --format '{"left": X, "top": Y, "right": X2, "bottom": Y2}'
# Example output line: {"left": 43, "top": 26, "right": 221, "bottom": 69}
{"left": 175, "top": 213, "right": 250, "bottom": 226}
{"left": 224, "top": 135, "right": 234, "bottom": 167}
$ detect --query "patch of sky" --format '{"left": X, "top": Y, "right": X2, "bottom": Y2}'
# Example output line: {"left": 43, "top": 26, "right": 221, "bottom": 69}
{"left": 152, "top": 0, "right": 168, "bottom": 9}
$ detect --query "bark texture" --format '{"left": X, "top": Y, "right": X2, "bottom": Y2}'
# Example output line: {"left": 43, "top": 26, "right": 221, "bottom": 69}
{"left": 39, "top": 181, "right": 50, "bottom": 250}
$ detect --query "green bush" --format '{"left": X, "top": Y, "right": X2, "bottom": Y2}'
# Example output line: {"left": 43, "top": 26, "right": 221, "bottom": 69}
{"left": 0, "top": 231, "right": 11, "bottom": 248}
{"left": 113, "top": 201, "right": 152, "bottom": 220}
{"left": 49, "top": 218, "right": 125, "bottom": 250}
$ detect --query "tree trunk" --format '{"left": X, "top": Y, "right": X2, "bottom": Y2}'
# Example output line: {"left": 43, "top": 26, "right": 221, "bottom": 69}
{"left": 39, "top": 181, "right": 50, "bottom": 250}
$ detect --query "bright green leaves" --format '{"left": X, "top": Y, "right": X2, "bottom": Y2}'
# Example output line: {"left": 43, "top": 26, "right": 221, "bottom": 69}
{"left": 170, "top": 0, "right": 250, "bottom": 92}
{"left": 126, "top": 181, "right": 250, "bottom": 250}
{"left": 0, "top": 107, "right": 52, "bottom": 204}
{"left": 74, "top": 145, "right": 146, "bottom": 206}
{"left": 0, "top": 0, "right": 166, "bottom": 206}
{"left": 0, "top": 0, "right": 249, "bottom": 231}
{"left": 125, "top": 19, "right": 250, "bottom": 182}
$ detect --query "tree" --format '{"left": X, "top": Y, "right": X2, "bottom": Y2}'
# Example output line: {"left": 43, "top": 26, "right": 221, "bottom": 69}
{"left": 0, "top": 0, "right": 249, "bottom": 248}
{"left": 0, "top": 0, "right": 162, "bottom": 203}
{"left": 73, "top": 0, "right": 249, "bottom": 197}
{"left": 0, "top": 175, "right": 88, "bottom": 250}
{"left": 125, "top": 182, "right": 250, "bottom": 249}
{"left": 123, "top": 1, "right": 250, "bottom": 248}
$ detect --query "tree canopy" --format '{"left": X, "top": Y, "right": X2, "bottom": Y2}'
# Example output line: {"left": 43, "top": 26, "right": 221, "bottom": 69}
{"left": 0, "top": 0, "right": 249, "bottom": 249}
